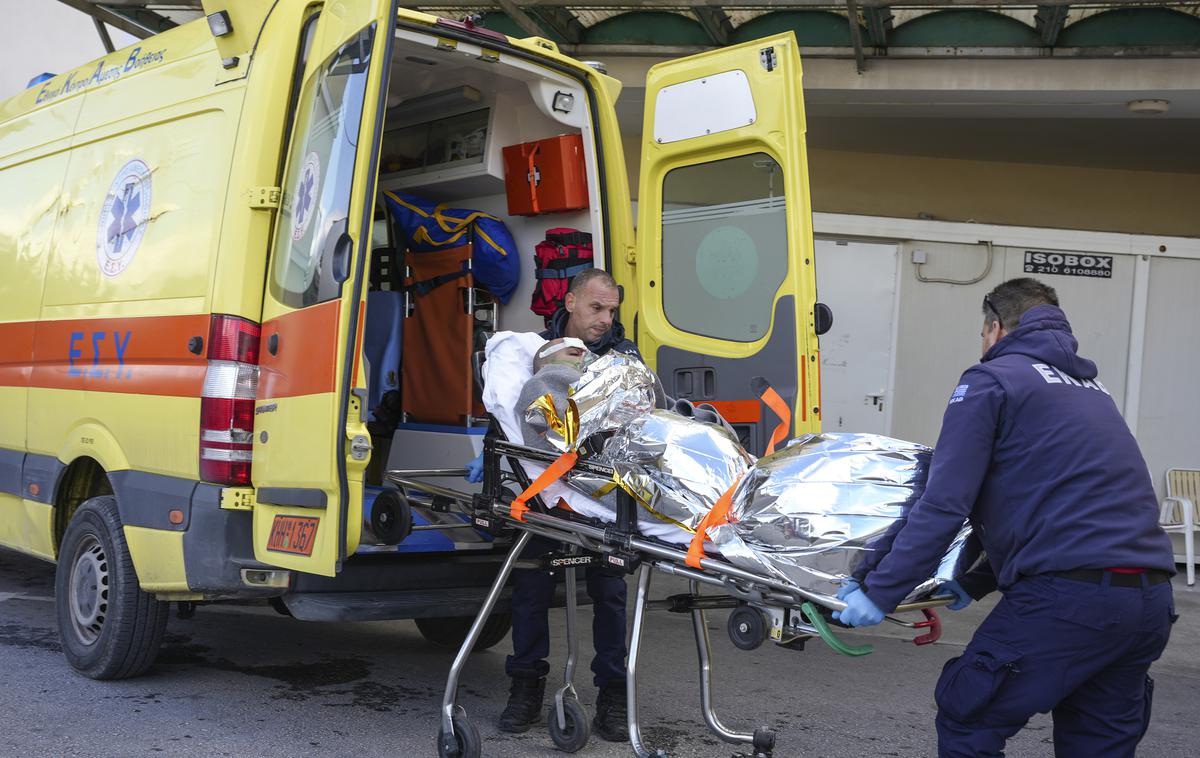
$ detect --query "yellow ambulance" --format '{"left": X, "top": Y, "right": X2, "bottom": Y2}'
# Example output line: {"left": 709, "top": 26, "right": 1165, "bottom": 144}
{"left": 0, "top": 0, "right": 823, "bottom": 680}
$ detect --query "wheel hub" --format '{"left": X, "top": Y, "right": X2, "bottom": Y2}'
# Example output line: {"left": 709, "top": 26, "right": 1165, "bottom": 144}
{"left": 68, "top": 535, "right": 109, "bottom": 646}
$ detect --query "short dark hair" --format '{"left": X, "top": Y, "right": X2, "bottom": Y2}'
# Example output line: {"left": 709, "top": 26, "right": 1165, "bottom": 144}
{"left": 983, "top": 277, "right": 1059, "bottom": 330}
{"left": 568, "top": 268, "right": 617, "bottom": 297}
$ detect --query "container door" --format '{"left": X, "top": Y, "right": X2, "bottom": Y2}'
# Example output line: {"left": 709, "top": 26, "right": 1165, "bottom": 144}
{"left": 634, "top": 33, "right": 821, "bottom": 455}
{"left": 252, "top": 0, "right": 396, "bottom": 576}
{"left": 814, "top": 240, "right": 900, "bottom": 435}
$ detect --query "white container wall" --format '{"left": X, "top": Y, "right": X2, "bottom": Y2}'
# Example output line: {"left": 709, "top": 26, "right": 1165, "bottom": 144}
{"left": 814, "top": 213, "right": 1200, "bottom": 511}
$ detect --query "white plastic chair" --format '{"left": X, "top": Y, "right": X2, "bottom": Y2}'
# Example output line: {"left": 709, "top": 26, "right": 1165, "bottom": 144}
{"left": 1160, "top": 468, "right": 1199, "bottom": 586}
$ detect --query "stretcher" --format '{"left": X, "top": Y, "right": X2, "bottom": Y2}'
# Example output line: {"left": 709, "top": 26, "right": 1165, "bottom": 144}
{"left": 388, "top": 430, "right": 953, "bottom": 758}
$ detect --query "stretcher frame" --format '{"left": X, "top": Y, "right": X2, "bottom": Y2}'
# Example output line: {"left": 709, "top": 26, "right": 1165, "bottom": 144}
{"left": 393, "top": 434, "right": 951, "bottom": 758}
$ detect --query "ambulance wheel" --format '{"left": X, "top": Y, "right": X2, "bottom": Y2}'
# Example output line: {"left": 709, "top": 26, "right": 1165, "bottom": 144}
{"left": 727, "top": 606, "right": 766, "bottom": 651}
{"left": 416, "top": 612, "right": 513, "bottom": 652}
{"left": 437, "top": 714, "right": 481, "bottom": 758}
{"left": 55, "top": 495, "right": 169, "bottom": 680}
{"left": 547, "top": 697, "right": 591, "bottom": 753}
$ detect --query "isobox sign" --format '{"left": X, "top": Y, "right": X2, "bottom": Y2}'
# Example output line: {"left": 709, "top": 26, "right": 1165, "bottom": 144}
{"left": 1024, "top": 251, "right": 1113, "bottom": 279}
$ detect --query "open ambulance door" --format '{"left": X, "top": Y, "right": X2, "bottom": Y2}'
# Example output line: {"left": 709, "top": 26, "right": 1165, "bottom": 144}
{"left": 251, "top": 0, "right": 397, "bottom": 576}
{"left": 634, "top": 33, "right": 823, "bottom": 456}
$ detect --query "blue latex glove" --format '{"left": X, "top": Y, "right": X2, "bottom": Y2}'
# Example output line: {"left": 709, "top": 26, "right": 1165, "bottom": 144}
{"left": 940, "top": 579, "right": 972, "bottom": 611}
{"left": 464, "top": 453, "right": 484, "bottom": 483}
{"left": 832, "top": 587, "right": 885, "bottom": 628}
{"left": 836, "top": 579, "right": 860, "bottom": 601}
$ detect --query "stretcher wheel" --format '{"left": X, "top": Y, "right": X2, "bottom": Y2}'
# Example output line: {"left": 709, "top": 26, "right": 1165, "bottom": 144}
{"left": 727, "top": 606, "right": 766, "bottom": 651}
{"left": 437, "top": 713, "right": 481, "bottom": 758}
{"left": 752, "top": 726, "right": 776, "bottom": 754}
{"left": 547, "top": 697, "right": 590, "bottom": 753}
{"left": 371, "top": 488, "right": 413, "bottom": 545}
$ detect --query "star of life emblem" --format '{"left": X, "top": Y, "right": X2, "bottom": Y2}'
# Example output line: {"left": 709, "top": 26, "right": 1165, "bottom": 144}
{"left": 291, "top": 151, "right": 321, "bottom": 242}
{"left": 96, "top": 158, "right": 152, "bottom": 278}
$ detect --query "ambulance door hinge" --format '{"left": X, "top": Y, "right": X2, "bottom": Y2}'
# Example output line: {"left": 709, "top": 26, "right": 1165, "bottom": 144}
{"left": 220, "top": 487, "right": 256, "bottom": 511}
{"left": 624, "top": 244, "right": 636, "bottom": 265}
{"left": 248, "top": 186, "right": 281, "bottom": 210}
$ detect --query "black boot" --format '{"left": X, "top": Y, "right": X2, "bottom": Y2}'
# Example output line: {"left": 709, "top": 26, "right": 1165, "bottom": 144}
{"left": 593, "top": 680, "right": 629, "bottom": 742}
{"left": 497, "top": 672, "right": 546, "bottom": 733}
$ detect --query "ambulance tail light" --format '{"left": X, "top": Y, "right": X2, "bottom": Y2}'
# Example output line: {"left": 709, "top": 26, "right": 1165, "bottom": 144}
{"left": 200, "top": 315, "right": 261, "bottom": 486}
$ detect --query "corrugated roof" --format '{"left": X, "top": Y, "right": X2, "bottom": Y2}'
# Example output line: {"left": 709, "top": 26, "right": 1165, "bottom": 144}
{"left": 55, "top": 1, "right": 1200, "bottom": 56}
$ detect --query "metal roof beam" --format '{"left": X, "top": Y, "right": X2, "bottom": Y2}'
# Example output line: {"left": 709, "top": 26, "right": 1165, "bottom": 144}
{"left": 495, "top": 0, "right": 549, "bottom": 38}
{"left": 864, "top": 7, "right": 893, "bottom": 48}
{"left": 845, "top": 0, "right": 867, "bottom": 73}
{"left": 93, "top": 16, "right": 116, "bottom": 53}
{"left": 1035, "top": 4, "right": 1070, "bottom": 46}
{"left": 693, "top": 7, "right": 734, "bottom": 47}
{"left": 56, "top": 0, "right": 176, "bottom": 39}
{"left": 530, "top": 7, "right": 584, "bottom": 44}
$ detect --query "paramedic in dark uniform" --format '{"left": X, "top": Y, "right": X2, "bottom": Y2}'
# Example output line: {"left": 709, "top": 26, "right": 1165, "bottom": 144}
{"left": 834, "top": 277, "right": 1176, "bottom": 757}
{"left": 466, "top": 269, "right": 636, "bottom": 741}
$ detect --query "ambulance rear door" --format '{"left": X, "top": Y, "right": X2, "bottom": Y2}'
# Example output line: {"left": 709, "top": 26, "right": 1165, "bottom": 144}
{"left": 251, "top": 0, "right": 397, "bottom": 576}
{"left": 634, "top": 34, "right": 823, "bottom": 455}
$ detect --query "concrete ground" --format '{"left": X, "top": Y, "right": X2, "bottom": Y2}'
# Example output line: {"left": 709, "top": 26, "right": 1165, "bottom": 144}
{"left": 1, "top": 548, "right": 1197, "bottom": 758}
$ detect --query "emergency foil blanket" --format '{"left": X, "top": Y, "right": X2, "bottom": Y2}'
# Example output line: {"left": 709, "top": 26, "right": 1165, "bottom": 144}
{"left": 710, "top": 433, "right": 972, "bottom": 604}
{"left": 594, "top": 410, "right": 753, "bottom": 532}
{"left": 531, "top": 351, "right": 660, "bottom": 454}
{"left": 523, "top": 358, "right": 969, "bottom": 603}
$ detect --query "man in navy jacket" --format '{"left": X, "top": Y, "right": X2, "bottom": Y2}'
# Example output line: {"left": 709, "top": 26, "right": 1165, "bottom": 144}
{"left": 835, "top": 277, "right": 1176, "bottom": 757}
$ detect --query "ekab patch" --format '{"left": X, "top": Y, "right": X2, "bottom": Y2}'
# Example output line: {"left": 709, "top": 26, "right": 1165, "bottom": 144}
{"left": 949, "top": 384, "right": 969, "bottom": 405}
{"left": 96, "top": 158, "right": 152, "bottom": 277}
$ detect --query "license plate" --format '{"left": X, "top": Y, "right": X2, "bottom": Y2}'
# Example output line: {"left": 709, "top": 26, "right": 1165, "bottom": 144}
{"left": 266, "top": 515, "right": 320, "bottom": 556}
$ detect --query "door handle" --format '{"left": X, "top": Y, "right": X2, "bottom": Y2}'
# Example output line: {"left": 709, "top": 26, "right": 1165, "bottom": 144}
{"left": 331, "top": 232, "right": 353, "bottom": 284}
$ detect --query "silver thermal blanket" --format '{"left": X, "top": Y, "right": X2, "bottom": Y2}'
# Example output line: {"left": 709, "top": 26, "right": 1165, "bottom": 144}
{"left": 711, "top": 433, "right": 971, "bottom": 604}
{"left": 523, "top": 359, "right": 969, "bottom": 602}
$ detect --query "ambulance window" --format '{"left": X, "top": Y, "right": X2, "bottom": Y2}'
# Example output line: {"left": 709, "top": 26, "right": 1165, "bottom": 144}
{"left": 270, "top": 26, "right": 375, "bottom": 309}
{"left": 660, "top": 153, "right": 787, "bottom": 342}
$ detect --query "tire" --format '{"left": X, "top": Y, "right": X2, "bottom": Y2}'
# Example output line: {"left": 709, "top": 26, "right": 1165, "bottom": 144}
{"left": 416, "top": 612, "right": 513, "bottom": 652}
{"left": 548, "top": 697, "right": 591, "bottom": 753}
{"left": 727, "top": 606, "right": 766, "bottom": 651}
{"left": 437, "top": 713, "right": 481, "bottom": 758}
{"left": 55, "top": 495, "right": 170, "bottom": 679}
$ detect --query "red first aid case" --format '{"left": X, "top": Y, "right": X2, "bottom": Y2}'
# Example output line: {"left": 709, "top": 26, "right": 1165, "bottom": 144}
{"left": 502, "top": 134, "right": 589, "bottom": 216}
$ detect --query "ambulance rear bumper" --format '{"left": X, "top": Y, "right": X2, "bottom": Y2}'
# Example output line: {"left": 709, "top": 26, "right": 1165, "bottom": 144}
{"left": 280, "top": 583, "right": 589, "bottom": 622}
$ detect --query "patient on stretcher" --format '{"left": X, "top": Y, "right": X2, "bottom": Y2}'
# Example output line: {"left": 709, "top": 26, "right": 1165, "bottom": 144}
{"left": 484, "top": 331, "right": 970, "bottom": 603}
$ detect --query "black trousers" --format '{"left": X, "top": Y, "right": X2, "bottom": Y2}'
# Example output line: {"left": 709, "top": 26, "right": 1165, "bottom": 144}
{"left": 505, "top": 536, "right": 628, "bottom": 687}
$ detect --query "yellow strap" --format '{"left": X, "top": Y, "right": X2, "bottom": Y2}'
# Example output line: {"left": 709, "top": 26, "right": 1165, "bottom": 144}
{"left": 383, "top": 191, "right": 508, "bottom": 256}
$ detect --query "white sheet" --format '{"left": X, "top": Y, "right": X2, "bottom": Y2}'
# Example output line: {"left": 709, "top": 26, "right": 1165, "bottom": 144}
{"left": 482, "top": 331, "right": 691, "bottom": 544}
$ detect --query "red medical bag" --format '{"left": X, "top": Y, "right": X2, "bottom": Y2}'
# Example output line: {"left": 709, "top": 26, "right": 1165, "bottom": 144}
{"left": 531, "top": 228, "right": 593, "bottom": 321}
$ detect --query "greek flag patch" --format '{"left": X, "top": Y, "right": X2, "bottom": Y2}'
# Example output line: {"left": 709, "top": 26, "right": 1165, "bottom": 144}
{"left": 949, "top": 384, "right": 969, "bottom": 405}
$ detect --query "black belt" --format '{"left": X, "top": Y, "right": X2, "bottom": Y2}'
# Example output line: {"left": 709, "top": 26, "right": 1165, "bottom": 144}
{"left": 1049, "top": 569, "right": 1171, "bottom": 587}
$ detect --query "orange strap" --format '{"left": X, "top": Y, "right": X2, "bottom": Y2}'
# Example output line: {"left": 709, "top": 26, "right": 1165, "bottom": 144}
{"left": 760, "top": 384, "right": 792, "bottom": 456}
{"left": 510, "top": 450, "right": 578, "bottom": 522}
{"left": 686, "top": 476, "right": 743, "bottom": 569}
{"left": 526, "top": 144, "right": 542, "bottom": 214}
